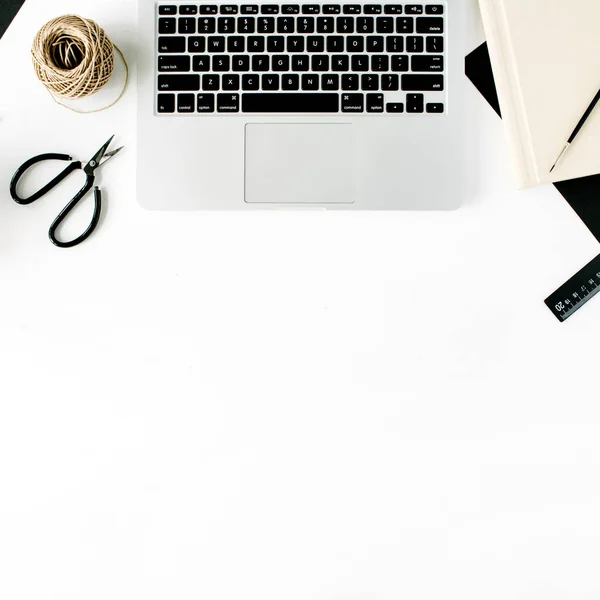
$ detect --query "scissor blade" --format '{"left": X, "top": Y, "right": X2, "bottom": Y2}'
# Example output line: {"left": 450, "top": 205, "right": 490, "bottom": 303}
{"left": 99, "top": 145, "right": 124, "bottom": 166}
{"left": 85, "top": 135, "right": 115, "bottom": 172}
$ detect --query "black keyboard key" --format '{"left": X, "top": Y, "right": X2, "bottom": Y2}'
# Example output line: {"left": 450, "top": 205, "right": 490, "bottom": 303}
{"left": 341, "top": 93, "right": 363, "bottom": 112}
{"left": 381, "top": 73, "right": 399, "bottom": 89}
{"left": 262, "top": 74, "right": 280, "bottom": 90}
{"left": 159, "top": 18, "right": 176, "bottom": 34}
{"left": 327, "top": 36, "right": 344, "bottom": 52}
{"left": 341, "top": 74, "right": 359, "bottom": 90}
{"left": 406, "top": 36, "right": 424, "bottom": 52}
{"left": 344, "top": 5, "right": 361, "bottom": 14}
{"left": 384, "top": 4, "right": 402, "bottom": 13}
{"left": 178, "top": 93, "right": 196, "bottom": 112}
{"left": 159, "top": 6, "right": 177, "bottom": 15}
{"left": 425, "top": 4, "right": 443, "bottom": 14}
{"left": 175, "top": 15, "right": 196, "bottom": 35}
{"left": 217, "top": 93, "right": 239, "bottom": 111}
{"left": 238, "top": 16, "right": 256, "bottom": 32}
{"left": 207, "top": 36, "right": 225, "bottom": 52}
{"left": 282, "top": 4, "right": 300, "bottom": 13}
{"left": 217, "top": 17, "right": 235, "bottom": 33}
{"left": 258, "top": 17, "right": 275, "bottom": 32}
{"left": 222, "top": 74, "right": 240, "bottom": 90}
{"left": 202, "top": 74, "right": 220, "bottom": 90}
{"left": 405, "top": 5, "right": 423, "bottom": 14}
{"left": 159, "top": 36, "right": 186, "bottom": 53}
{"left": 261, "top": 5, "right": 279, "bottom": 13}
{"left": 248, "top": 36, "right": 266, "bottom": 51}
{"left": 412, "top": 55, "right": 443, "bottom": 71}
{"left": 307, "top": 36, "right": 325, "bottom": 52}
{"left": 397, "top": 17, "right": 414, "bottom": 32}
{"left": 331, "top": 55, "right": 349, "bottom": 71}
{"left": 232, "top": 55, "right": 250, "bottom": 71}
{"left": 287, "top": 36, "right": 305, "bottom": 51}
{"left": 242, "top": 74, "right": 260, "bottom": 89}
{"left": 200, "top": 5, "right": 218, "bottom": 14}
{"left": 292, "top": 55, "right": 309, "bottom": 71}
{"left": 322, "top": 74, "right": 339, "bottom": 90}
{"left": 406, "top": 93, "right": 424, "bottom": 112}
{"left": 426, "top": 36, "right": 443, "bottom": 52}
{"left": 303, "top": 5, "right": 320, "bottom": 13}
{"left": 386, "top": 35, "right": 403, "bottom": 52}
{"left": 158, "top": 74, "right": 200, "bottom": 91}
{"left": 364, "top": 5, "right": 382, "bottom": 13}
{"left": 227, "top": 36, "right": 245, "bottom": 52}
{"left": 212, "top": 55, "right": 230, "bottom": 71}
{"left": 416, "top": 17, "right": 443, "bottom": 33}
{"left": 277, "top": 17, "right": 295, "bottom": 32}
{"left": 316, "top": 17, "right": 334, "bottom": 32}
{"left": 356, "top": 17, "right": 374, "bottom": 32}
{"left": 402, "top": 74, "right": 443, "bottom": 91}
{"left": 376, "top": 17, "right": 393, "bottom": 32}
{"left": 301, "top": 74, "right": 319, "bottom": 89}
{"left": 351, "top": 55, "right": 369, "bottom": 71}
{"left": 242, "top": 5, "right": 259, "bottom": 13}
{"left": 157, "top": 93, "right": 175, "bottom": 112}
{"left": 311, "top": 55, "right": 329, "bottom": 71}
{"left": 158, "top": 55, "right": 191, "bottom": 71}
{"left": 188, "top": 37, "right": 206, "bottom": 52}
{"left": 220, "top": 5, "right": 238, "bottom": 14}
{"left": 391, "top": 55, "right": 409, "bottom": 71}
{"left": 347, "top": 36, "right": 364, "bottom": 52}
{"left": 197, "top": 93, "right": 215, "bottom": 111}
{"left": 192, "top": 55, "right": 210, "bottom": 71}
{"left": 199, "top": 17, "right": 216, "bottom": 33}
{"left": 252, "top": 55, "right": 270, "bottom": 70}
{"left": 426, "top": 103, "right": 444, "bottom": 113}
{"left": 242, "top": 93, "right": 338, "bottom": 112}
{"left": 337, "top": 17, "right": 354, "bottom": 33}
{"left": 361, "top": 74, "right": 378, "bottom": 90}
{"left": 218, "top": 17, "right": 235, "bottom": 32}
{"left": 180, "top": 5, "right": 198, "bottom": 15}
{"left": 282, "top": 74, "right": 300, "bottom": 89}
{"left": 371, "top": 55, "right": 389, "bottom": 71}
{"left": 366, "top": 35, "right": 384, "bottom": 52}
{"left": 386, "top": 102, "right": 404, "bottom": 112}
{"left": 298, "top": 17, "right": 315, "bottom": 32}
{"left": 267, "top": 36, "right": 285, "bottom": 52}
{"left": 272, "top": 55, "right": 290, "bottom": 70}
{"left": 367, "top": 93, "right": 384, "bottom": 112}
{"left": 323, "top": 5, "right": 341, "bottom": 13}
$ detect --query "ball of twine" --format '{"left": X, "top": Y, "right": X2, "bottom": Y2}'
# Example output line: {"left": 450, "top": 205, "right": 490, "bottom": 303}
{"left": 31, "top": 15, "right": 128, "bottom": 114}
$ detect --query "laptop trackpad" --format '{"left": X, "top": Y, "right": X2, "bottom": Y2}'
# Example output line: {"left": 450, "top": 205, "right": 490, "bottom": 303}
{"left": 244, "top": 123, "right": 354, "bottom": 204}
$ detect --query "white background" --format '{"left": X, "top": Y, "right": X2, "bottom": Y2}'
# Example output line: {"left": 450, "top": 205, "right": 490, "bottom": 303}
{"left": 1, "top": 1, "right": 600, "bottom": 599}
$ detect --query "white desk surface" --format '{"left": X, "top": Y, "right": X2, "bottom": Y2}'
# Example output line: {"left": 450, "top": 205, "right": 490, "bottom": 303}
{"left": 1, "top": 1, "right": 600, "bottom": 598}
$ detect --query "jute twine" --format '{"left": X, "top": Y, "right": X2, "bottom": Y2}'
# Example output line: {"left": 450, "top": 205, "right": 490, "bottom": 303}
{"left": 31, "top": 15, "right": 128, "bottom": 114}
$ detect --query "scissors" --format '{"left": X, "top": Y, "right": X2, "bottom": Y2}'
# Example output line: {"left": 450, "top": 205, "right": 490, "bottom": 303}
{"left": 10, "top": 136, "right": 123, "bottom": 248}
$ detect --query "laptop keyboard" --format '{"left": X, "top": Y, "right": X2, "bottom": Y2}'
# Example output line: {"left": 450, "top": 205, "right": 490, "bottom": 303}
{"left": 155, "top": 3, "right": 446, "bottom": 115}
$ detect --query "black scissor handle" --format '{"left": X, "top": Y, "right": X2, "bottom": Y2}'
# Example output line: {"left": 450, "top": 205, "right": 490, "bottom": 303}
{"left": 48, "top": 176, "right": 102, "bottom": 249}
{"left": 10, "top": 153, "right": 83, "bottom": 205}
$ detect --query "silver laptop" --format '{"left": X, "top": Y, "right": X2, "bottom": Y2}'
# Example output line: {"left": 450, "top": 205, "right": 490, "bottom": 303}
{"left": 137, "top": 1, "right": 468, "bottom": 209}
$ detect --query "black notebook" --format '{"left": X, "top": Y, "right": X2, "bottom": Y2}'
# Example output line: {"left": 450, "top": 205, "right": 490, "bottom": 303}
{"left": 0, "top": 0, "right": 25, "bottom": 40}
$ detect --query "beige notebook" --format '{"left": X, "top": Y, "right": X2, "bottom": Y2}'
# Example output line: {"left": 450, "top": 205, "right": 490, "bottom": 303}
{"left": 479, "top": 0, "right": 600, "bottom": 188}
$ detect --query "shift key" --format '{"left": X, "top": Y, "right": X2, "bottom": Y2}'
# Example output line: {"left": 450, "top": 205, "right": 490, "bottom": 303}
{"left": 158, "top": 74, "right": 200, "bottom": 91}
{"left": 401, "top": 74, "right": 444, "bottom": 91}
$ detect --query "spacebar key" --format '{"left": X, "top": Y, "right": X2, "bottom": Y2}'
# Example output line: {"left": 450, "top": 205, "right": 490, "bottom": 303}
{"left": 242, "top": 93, "right": 339, "bottom": 113}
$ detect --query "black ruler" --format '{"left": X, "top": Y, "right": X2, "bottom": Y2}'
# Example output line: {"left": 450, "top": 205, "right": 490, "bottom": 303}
{"left": 545, "top": 253, "right": 600, "bottom": 322}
